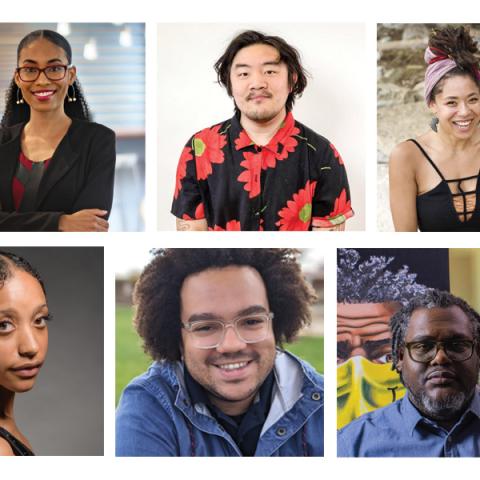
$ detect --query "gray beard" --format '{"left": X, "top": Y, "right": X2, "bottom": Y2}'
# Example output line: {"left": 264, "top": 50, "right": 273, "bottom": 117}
{"left": 408, "top": 389, "right": 470, "bottom": 421}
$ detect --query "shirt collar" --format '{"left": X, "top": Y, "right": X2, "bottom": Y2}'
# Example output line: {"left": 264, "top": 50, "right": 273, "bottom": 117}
{"left": 230, "top": 111, "right": 297, "bottom": 153}
{"left": 401, "top": 388, "right": 480, "bottom": 435}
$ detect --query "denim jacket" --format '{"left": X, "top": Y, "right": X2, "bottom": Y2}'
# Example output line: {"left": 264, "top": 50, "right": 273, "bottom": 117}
{"left": 116, "top": 350, "right": 324, "bottom": 456}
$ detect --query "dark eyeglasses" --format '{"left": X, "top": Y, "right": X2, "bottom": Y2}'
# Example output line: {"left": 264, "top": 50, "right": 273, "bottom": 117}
{"left": 404, "top": 339, "right": 477, "bottom": 363}
{"left": 16, "top": 64, "right": 72, "bottom": 82}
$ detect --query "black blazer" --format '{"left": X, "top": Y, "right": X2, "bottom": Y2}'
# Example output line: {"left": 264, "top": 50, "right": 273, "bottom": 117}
{"left": 0, "top": 119, "right": 116, "bottom": 231}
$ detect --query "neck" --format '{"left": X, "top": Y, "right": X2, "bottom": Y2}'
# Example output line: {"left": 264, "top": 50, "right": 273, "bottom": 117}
{"left": 208, "top": 393, "right": 255, "bottom": 416}
{"left": 240, "top": 108, "right": 287, "bottom": 146}
{"left": 0, "top": 387, "right": 15, "bottom": 420}
{"left": 436, "top": 124, "right": 479, "bottom": 152}
{"left": 26, "top": 108, "right": 71, "bottom": 136}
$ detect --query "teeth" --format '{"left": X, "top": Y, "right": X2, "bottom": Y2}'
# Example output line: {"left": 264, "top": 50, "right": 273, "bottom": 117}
{"left": 34, "top": 91, "right": 54, "bottom": 97}
{"left": 218, "top": 362, "right": 248, "bottom": 370}
{"left": 454, "top": 121, "right": 471, "bottom": 126}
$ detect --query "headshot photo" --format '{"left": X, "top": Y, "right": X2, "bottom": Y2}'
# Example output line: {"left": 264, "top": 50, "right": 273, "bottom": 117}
{"left": 378, "top": 23, "right": 480, "bottom": 232}
{"left": 116, "top": 248, "right": 324, "bottom": 456}
{"left": 0, "top": 247, "right": 104, "bottom": 456}
{"left": 0, "top": 23, "right": 145, "bottom": 232}
{"left": 157, "top": 23, "right": 366, "bottom": 231}
{"left": 337, "top": 248, "right": 480, "bottom": 457}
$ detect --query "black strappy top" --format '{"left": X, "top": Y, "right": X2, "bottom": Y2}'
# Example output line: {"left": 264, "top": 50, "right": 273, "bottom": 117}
{"left": 0, "top": 426, "right": 34, "bottom": 456}
{"left": 410, "top": 139, "right": 480, "bottom": 232}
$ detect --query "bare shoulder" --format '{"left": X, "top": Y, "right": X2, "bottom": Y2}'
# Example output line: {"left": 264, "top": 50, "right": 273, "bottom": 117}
{"left": 0, "top": 436, "right": 14, "bottom": 456}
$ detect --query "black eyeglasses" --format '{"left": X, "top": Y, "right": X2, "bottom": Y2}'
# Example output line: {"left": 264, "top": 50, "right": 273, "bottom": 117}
{"left": 16, "top": 64, "right": 72, "bottom": 82}
{"left": 404, "top": 339, "right": 477, "bottom": 363}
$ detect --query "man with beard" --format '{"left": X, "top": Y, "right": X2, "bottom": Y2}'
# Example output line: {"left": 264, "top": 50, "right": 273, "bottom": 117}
{"left": 116, "top": 248, "right": 324, "bottom": 456}
{"left": 337, "top": 289, "right": 480, "bottom": 457}
{"left": 171, "top": 30, "right": 353, "bottom": 231}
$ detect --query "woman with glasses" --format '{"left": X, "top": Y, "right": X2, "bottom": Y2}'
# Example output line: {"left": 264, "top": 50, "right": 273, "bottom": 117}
{"left": 0, "top": 29, "right": 115, "bottom": 232}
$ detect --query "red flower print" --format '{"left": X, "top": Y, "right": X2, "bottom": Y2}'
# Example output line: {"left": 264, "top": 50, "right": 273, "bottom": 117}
{"left": 275, "top": 125, "right": 300, "bottom": 161}
{"left": 275, "top": 180, "right": 317, "bottom": 231}
{"left": 174, "top": 146, "right": 193, "bottom": 199}
{"left": 325, "top": 188, "right": 351, "bottom": 220}
{"left": 235, "top": 130, "right": 253, "bottom": 150}
{"left": 209, "top": 220, "right": 242, "bottom": 231}
{"left": 182, "top": 202, "right": 205, "bottom": 220}
{"left": 237, "top": 151, "right": 262, "bottom": 199}
{"left": 329, "top": 143, "right": 344, "bottom": 165}
{"left": 193, "top": 125, "right": 227, "bottom": 180}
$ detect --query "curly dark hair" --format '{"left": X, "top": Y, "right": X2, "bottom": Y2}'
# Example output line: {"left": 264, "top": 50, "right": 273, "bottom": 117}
{"left": 134, "top": 248, "right": 316, "bottom": 361}
{"left": 214, "top": 30, "right": 308, "bottom": 114}
{"left": 390, "top": 289, "right": 480, "bottom": 370}
{"left": 429, "top": 25, "right": 480, "bottom": 101}
{"left": 0, "top": 250, "right": 46, "bottom": 295}
{"left": 1, "top": 29, "right": 91, "bottom": 127}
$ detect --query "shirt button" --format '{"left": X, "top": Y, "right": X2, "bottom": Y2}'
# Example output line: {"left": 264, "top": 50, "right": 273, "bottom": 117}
{"left": 311, "top": 392, "right": 321, "bottom": 401}
{"left": 276, "top": 427, "right": 287, "bottom": 436}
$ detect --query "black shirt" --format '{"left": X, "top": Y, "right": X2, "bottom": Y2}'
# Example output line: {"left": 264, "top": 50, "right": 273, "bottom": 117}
{"left": 172, "top": 112, "right": 353, "bottom": 230}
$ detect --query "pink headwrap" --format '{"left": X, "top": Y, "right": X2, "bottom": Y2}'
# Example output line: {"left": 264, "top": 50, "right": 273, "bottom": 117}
{"left": 424, "top": 46, "right": 457, "bottom": 105}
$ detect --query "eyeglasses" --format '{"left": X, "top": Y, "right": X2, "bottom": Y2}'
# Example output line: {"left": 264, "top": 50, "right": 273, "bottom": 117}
{"left": 404, "top": 339, "right": 477, "bottom": 363}
{"left": 16, "top": 64, "right": 72, "bottom": 82}
{"left": 182, "top": 312, "right": 273, "bottom": 349}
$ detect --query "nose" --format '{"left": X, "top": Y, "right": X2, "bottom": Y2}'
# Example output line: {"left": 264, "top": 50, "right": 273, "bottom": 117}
{"left": 216, "top": 324, "right": 247, "bottom": 353}
{"left": 249, "top": 70, "right": 267, "bottom": 90}
{"left": 36, "top": 70, "right": 50, "bottom": 84}
{"left": 458, "top": 102, "right": 471, "bottom": 115}
{"left": 430, "top": 345, "right": 451, "bottom": 365}
{"left": 18, "top": 326, "right": 39, "bottom": 359}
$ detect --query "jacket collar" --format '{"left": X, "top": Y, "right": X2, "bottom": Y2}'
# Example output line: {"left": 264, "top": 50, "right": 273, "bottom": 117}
{"left": 0, "top": 120, "right": 80, "bottom": 209}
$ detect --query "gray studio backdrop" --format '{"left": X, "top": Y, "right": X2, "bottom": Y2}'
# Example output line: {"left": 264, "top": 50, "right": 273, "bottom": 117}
{"left": 3, "top": 247, "right": 104, "bottom": 455}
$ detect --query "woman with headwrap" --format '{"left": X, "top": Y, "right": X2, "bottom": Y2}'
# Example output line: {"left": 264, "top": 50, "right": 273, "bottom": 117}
{"left": 389, "top": 25, "right": 480, "bottom": 231}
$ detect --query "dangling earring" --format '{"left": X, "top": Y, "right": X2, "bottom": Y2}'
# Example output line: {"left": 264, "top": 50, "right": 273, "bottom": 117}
{"left": 16, "top": 88, "right": 24, "bottom": 105}
{"left": 67, "top": 84, "right": 77, "bottom": 103}
{"left": 430, "top": 117, "right": 439, "bottom": 132}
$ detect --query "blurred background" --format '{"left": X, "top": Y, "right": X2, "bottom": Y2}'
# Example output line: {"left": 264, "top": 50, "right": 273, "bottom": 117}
{"left": 115, "top": 248, "right": 324, "bottom": 404}
{"left": 0, "top": 23, "right": 145, "bottom": 231}
{"left": 377, "top": 23, "right": 480, "bottom": 231}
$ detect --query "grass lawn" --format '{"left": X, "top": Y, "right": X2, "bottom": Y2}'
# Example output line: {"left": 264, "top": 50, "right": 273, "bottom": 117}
{"left": 116, "top": 306, "right": 324, "bottom": 405}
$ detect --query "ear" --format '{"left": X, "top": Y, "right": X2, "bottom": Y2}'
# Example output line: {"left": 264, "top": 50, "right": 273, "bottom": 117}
{"left": 395, "top": 347, "right": 405, "bottom": 373}
{"left": 14, "top": 70, "right": 21, "bottom": 89}
{"left": 68, "top": 65, "right": 77, "bottom": 86}
{"left": 290, "top": 72, "right": 298, "bottom": 92}
{"left": 428, "top": 99, "right": 438, "bottom": 116}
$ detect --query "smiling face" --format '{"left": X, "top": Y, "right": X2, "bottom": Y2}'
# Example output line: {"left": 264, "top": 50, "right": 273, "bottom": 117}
{"left": 180, "top": 265, "right": 276, "bottom": 415}
{"left": 229, "top": 43, "right": 292, "bottom": 125}
{"left": 15, "top": 37, "right": 76, "bottom": 115}
{"left": 0, "top": 269, "right": 49, "bottom": 394}
{"left": 429, "top": 74, "right": 480, "bottom": 138}
{"left": 397, "top": 305, "right": 480, "bottom": 423}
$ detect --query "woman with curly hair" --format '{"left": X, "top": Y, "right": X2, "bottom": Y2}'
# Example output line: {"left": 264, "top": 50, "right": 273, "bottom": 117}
{"left": 389, "top": 25, "right": 480, "bottom": 231}
{"left": 0, "top": 29, "right": 116, "bottom": 232}
{"left": 0, "top": 251, "right": 49, "bottom": 455}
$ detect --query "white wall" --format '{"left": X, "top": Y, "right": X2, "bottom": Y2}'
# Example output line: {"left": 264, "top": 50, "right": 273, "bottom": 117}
{"left": 157, "top": 23, "right": 366, "bottom": 230}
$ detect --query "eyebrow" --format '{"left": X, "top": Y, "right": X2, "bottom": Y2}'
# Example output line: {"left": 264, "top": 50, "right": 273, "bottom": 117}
{"left": 21, "top": 58, "right": 65, "bottom": 65}
{"left": 407, "top": 334, "right": 473, "bottom": 342}
{"left": 233, "top": 60, "right": 282, "bottom": 70}
{"left": 187, "top": 304, "right": 268, "bottom": 324}
{"left": 0, "top": 304, "right": 48, "bottom": 316}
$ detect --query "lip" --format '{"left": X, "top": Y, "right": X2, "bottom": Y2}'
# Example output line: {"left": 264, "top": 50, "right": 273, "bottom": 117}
{"left": 426, "top": 369, "right": 457, "bottom": 386}
{"left": 248, "top": 94, "right": 271, "bottom": 102}
{"left": 213, "top": 359, "right": 254, "bottom": 381}
{"left": 10, "top": 362, "right": 43, "bottom": 379}
{"left": 31, "top": 90, "right": 56, "bottom": 102}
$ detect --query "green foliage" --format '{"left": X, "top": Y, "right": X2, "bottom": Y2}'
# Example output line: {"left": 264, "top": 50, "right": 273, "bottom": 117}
{"left": 116, "top": 306, "right": 324, "bottom": 405}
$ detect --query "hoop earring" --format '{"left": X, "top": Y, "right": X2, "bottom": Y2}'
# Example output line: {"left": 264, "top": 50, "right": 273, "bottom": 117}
{"left": 430, "top": 117, "right": 439, "bottom": 132}
{"left": 67, "top": 84, "right": 77, "bottom": 103}
{"left": 16, "top": 88, "right": 24, "bottom": 105}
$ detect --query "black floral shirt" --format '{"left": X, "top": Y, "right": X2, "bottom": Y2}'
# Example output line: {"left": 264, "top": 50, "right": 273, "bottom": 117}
{"left": 172, "top": 112, "right": 353, "bottom": 230}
